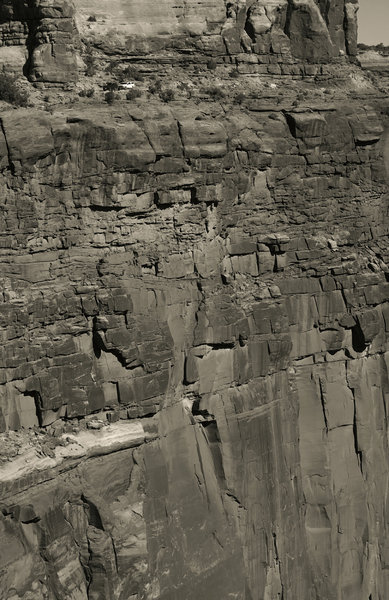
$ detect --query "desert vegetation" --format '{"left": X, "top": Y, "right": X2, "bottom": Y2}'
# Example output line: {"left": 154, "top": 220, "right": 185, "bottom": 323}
{"left": 0, "top": 69, "right": 28, "bottom": 107}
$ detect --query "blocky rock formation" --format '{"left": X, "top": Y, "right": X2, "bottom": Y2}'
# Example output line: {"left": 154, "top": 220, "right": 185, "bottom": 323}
{"left": 2, "top": 92, "right": 389, "bottom": 598}
{"left": 0, "top": 0, "right": 78, "bottom": 83}
{"left": 3, "top": 1, "right": 389, "bottom": 600}
{"left": 0, "top": 0, "right": 359, "bottom": 84}
{"left": 76, "top": 0, "right": 359, "bottom": 61}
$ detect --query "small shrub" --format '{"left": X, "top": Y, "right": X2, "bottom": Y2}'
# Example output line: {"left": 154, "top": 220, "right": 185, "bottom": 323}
{"left": 148, "top": 79, "right": 162, "bottom": 94}
{"left": 229, "top": 69, "right": 240, "bottom": 78}
{"left": 104, "top": 91, "right": 116, "bottom": 105}
{"left": 87, "top": 15, "right": 97, "bottom": 22}
{"left": 234, "top": 92, "right": 245, "bottom": 105}
{"left": 159, "top": 88, "right": 175, "bottom": 102}
{"left": 122, "top": 65, "right": 144, "bottom": 81}
{"left": 104, "top": 81, "right": 119, "bottom": 91}
{"left": 0, "top": 70, "right": 28, "bottom": 107}
{"left": 177, "top": 82, "right": 192, "bottom": 99}
{"left": 79, "top": 88, "right": 94, "bottom": 98}
{"left": 207, "top": 58, "right": 217, "bottom": 70}
{"left": 104, "top": 61, "right": 121, "bottom": 76}
{"left": 126, "top": 88, "right": 142, "bottom": 100}
{"left": 201, "top": 85, "right": 225, "bottom": 100}
{"left": 85, "top": 63, "right": 96, "bottom": 77}
{"left": 84, "top": 49, "right": 96, "bottom": 77}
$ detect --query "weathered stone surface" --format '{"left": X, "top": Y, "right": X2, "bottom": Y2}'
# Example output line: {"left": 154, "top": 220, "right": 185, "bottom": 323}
{"left": 0, "top": 0, "right": 358, "bottom": 84}
{"left": 0, "top": 0, "right": 79, "bottom": 82}
{"left": 3, "top": 2, "right": 389, "bottom": 600}
{"left": 76, "top": 0, "right": 359, "bottom": 61}
{"left": 1, "top": 87, "right": 388, "bottom": 597}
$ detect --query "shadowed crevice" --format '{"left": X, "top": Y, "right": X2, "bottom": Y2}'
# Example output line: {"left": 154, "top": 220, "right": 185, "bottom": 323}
{"left": 23, "top": 389, "right": 43, "bottom": 426}
{"left": 351, "top": 320, "right": 366, "bottom": 353}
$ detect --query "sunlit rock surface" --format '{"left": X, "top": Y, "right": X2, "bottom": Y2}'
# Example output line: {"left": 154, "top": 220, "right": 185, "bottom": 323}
{"left": 2, "top": 1, "right": 389, "bottom": 599}
{"left": 0, "top": 0, "right": 358, "bottom": 82}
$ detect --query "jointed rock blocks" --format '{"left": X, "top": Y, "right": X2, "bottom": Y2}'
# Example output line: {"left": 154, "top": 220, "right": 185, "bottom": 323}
{"left": 0, "top": 0, "right": 359, "bottom": 83}
{"left": 2, "top": 1, "right": 389, "bottom": 596}
{"left": 1, "top": 89, "right": 389, "bottom": 598}
{"left": 0, "top": 0, "right": 78, "bottom": 82}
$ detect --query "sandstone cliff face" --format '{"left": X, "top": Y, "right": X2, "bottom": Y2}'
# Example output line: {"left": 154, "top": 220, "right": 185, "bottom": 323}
{"left": 76, "top": 0, "right": 359, "bottom": 61}
{"left": 1, "top": 92, "right": 389, "bottom": 599}
{"left": 2, "top": 1, "right": 389, "bottom": 600}
{"left": 0, "top": 0, "right": 78, "bottom": 83}
{"left": 0, "top": 0, "right": 358, "bottom": 84}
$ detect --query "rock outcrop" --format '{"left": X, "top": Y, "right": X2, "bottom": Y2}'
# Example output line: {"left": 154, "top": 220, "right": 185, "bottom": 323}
{"left": 0, "top": 0, "right": 359, "bottom": 84}
{"left": 2, "top": 1, "right": 389, "bottom": 600}
{"left": 0, "top": 0, "right": 78, "bottom": 83}
{"left": 76, "top": 0, "right": 359, "bottom": 61}
{"left": 1, "top": 91, "right": 389, "bottom": 598}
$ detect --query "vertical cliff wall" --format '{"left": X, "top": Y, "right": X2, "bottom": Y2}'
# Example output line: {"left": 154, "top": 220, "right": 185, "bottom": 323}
{"left": 0, "top": 0, "right": 359, "bottom": 83}
{"left": 0, "top": 0, "right": 78, "bottom": 83}
{"left": 3, "top": 2, "right": 389, "bottom": 600}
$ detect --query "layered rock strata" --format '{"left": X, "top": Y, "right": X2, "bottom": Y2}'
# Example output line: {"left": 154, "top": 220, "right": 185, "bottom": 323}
{"left": 0, "top": 0, "right": 78, "bottom": 83}
{"left": 77, "top": 0, "right": 359, "bottom": 61}
{"left": 2, "top": 1, "right": 389, "bottom": 599}
{"left": 1, "top": 87, "right": 389, "bottom": 598}
{"left": 0, "top": 0, "right": 359, "bottom": 84}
